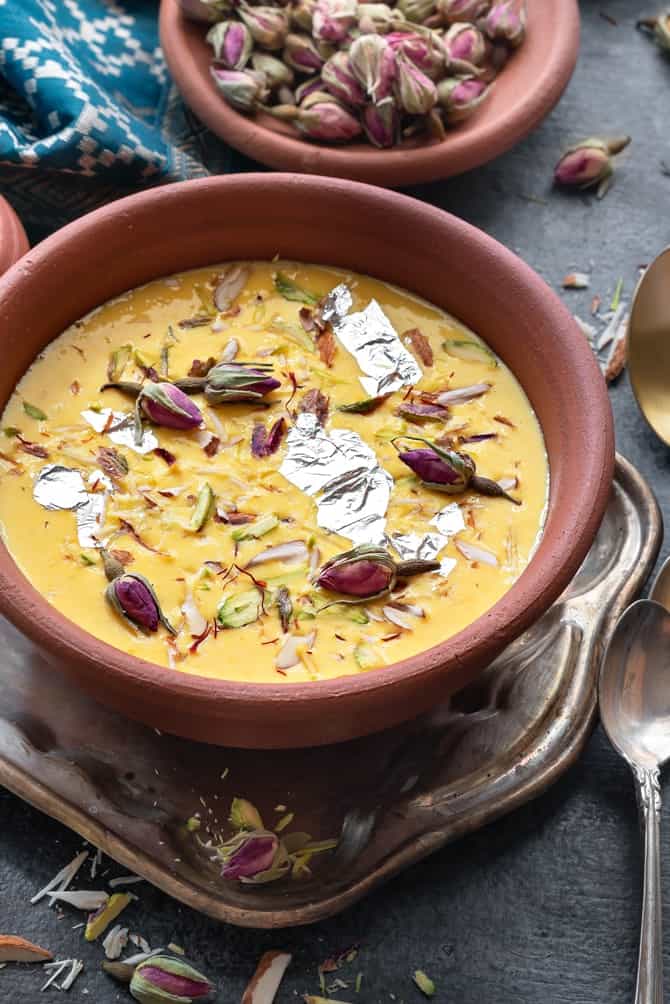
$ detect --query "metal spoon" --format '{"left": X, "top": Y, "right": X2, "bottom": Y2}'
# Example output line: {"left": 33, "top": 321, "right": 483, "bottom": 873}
{"left": 629, "top": 246, "right": 670, "bottom": 446}
{"left": 600, "top": 598, "right": 670, "bottom": 1004}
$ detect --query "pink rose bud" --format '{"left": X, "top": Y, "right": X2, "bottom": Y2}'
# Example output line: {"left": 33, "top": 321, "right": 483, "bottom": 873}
{"left": 210, "top": 67, "right": 266, "bottom": 111}
{"left": 479, "top": 0, "right": 526, "bottom": 47}
{"left": 443, "top": 22, "right": 487, "bottom": 65}
{"left": 295, "top": 75, "right": 326, "bottom": 103}
{"left": 312, "top": 0, "right": 358, "bottom": 43}
{"left": 206, "top": 20, "right": 253, "bottom": 70}
{"left": 283, "top": 32, "right": 325, "bottom": 73}
{"left": 130, "top": 955, "right": 214, "bottom": 1003}
{"left": 238, "top": 2, "right": 289, "bottom": 50}
{"left": 357, "top": 3, "right": 399, "bottom": 33}
{"left": 174, "top": 362, "right": 280, "bottom": 403}
{"left": 251, "top": 51, "right": 295, "bottom": 88}
{"left": 387, "top": 30, "right": 445, "bottom": 79}
{"left": 394, "top": 54, "right": 438, "bottom": 114}
{"left": 106, "top": 573, "right": 176, "bottom": 634}
{"left": 393, "top": 435, "right": 521, "bottom": 502}
{"left": 298, "top": 99, "right": 363, "bottom": 140}
{"left": 349, "top": 33, "right": 397, "bottom": 100}
{"left": 138, "top": 381, "right": 203, "bottom": 429}
{"left": 219, "top": 831, "right": 280, "bottom": 879}
{"left": 317, "top": 545, "right": 397, "bottom": 597}
{"left": 436, "top": 0, "right": 490, "bottom": 23}
{"left": 322, "top": 51, "right": 366, "bottom": 106}
{"left": 361, "top": 97, "right": 399, "bottom": 147}
{"left": 437, "top": 75, "right": 489, "bottom": 122}
{"left": 291, "top": 0, "right": 317, "bottom": 31}
{"left": 396, "top": 0, "right": 436, "bottom": 22}
{"left": 554, "top": 136, "right": 630, "bottom": 190}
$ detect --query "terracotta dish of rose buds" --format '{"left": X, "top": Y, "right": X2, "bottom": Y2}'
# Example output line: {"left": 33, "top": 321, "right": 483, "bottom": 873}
{"left": 160, "top": 0, "right": 579, "bottom": 185}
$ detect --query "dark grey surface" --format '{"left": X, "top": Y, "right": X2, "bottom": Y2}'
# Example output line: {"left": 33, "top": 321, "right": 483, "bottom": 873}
{"left": 2, "top": 1, "right": 670, "bottom": 1001}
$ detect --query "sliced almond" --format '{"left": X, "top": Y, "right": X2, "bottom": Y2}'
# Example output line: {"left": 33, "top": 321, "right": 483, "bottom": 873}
{"left": 0, "top": 934, "right": 53, "bottom": 963}
{"left": 242, "top": 950, "right": 292, "bottom": 1004}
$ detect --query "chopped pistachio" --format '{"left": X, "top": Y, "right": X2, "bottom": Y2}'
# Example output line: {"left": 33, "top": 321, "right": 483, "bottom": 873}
{"left": 217, "top": 589, "right": 263, "bottom": 629}
{"left": 186, "top": 816, "right": 201, "bottom": 832}
{"left": 23, "top": 401, "right": 47, "bottom": 420}
{"left": 274, "top": 271, "right": 320, "bottom": 305}
{"left": 442, "top": 338, "right": 498, "bottom": 367}
{"left": 355, "top": 972, "right": 362, "bottom": 993}
{"left": 354, "top": 642, "right": 380, "bottom": 670}
{"left": 189, "top": 482, "right": 215, "bottom": 532}
{"left": 3, "top": 426, "right": 19, "bottom": 437}
{"left": 80, "top": 553, "right": 96, "bottom": 566}
{"left": 229, "top": 797, "right": 264, "bottom": 831}
{"left": 275, "top": 812, "right": 294, "bottom": 832}
{"left": 231, "top": 513, "right": 279, "bottom": 541}
{"left": 107, "top": 343, "right": 133, "bottom": 383}
{"left": 338, "top": 394, "right": 389, "bottom": 414}
{"left": 85, "top": 892, "right": 133, "bottom": 942}
{"left": 347, "top": 608, "right": 369, "bottom": 625}
{"left": 413, "top": 970, "right": 436, "bottom": 998}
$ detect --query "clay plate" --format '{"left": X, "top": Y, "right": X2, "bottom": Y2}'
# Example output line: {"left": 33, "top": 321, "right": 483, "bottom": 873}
{"left": 0, "top": 175, "right": 614, "bottom": 748}
{"left": 159, "top": 0, "right": 580, "bottom": 187}
{"left": 0, "top": 196, "right": 28, "bottom": 276}
{"left": 0, "top": 456, "right": 657, "bottom": 928}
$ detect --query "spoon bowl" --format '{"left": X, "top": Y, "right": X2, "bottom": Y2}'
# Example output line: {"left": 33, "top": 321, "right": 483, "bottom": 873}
{"left": 629, "top": 246, "right": 670, "bottom": 446}
{"left": 600, "top": 597, "right": 670, "bottom": 1004}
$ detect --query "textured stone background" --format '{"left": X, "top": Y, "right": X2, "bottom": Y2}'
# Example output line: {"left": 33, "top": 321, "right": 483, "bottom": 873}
{"left": 2, "top": 1, "right": 670, "bottom": 1001}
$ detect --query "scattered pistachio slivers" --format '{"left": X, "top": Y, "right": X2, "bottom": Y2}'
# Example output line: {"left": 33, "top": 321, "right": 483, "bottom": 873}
{"left": 217, "top": 589, "right": 263, "bottom": 628}
{"left": 189, "top": 482, "right": 215, "bottom": 531}
{"left": 442, "top": 338, "right": 498, "bottom": 368}
{"left": 274, "top": 271, "right": 320, "bottom": 306}
{"left": 413, "top": 969, "right": 436, "bottom": 998}
{"left": 23, "top": 401, "right": 47, "bottom": 420}
{"left": 354, "top": 642, "right": 380, "bottom": 670}
{"left": 231, "top": 513, "right": 279, "bottom": 541}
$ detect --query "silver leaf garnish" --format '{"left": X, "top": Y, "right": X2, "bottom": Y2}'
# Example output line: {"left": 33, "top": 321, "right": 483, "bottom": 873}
{"left": 320, "top": 283, "right": 353, "bottom": 325}
{"left": 81, "top": 409, "right": 157, "bottom": 455}
{"left": 389, "top": 531, "right": 447, "bottom": 562}
{"left": 76, "top": 493, "right": 107, "bottom": 548}
{"left": 33, "top": 465, "right": 88, "bottom": 511}
{"left": 326, "top": 288, "right": 422, "bottom": 396}
{"left": 431, "top": 502, "right": 465, "bottom": 537}
{"left": 88, "top": 469, "right": 114, "bottom": 493}
{"left": 280, "top": 412, "right": 393, "bottom": 545}
{"left": 439, "top": 557, "right": 457, "bottom": 578}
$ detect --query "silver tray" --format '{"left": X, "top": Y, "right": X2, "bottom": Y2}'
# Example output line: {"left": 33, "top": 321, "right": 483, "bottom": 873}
{"left": 0, "top": 454, "right": 660, "bottom": 928}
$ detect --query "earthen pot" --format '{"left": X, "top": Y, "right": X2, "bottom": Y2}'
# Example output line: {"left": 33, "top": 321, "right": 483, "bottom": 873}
{"left": 0, "top": 196, "right": 28, "bottom": 275}
{"left": 160, "top": 0, "right": 580, "bottom": 187}
{"left": 0, "top": 176, "right": 613, "bottom": 748}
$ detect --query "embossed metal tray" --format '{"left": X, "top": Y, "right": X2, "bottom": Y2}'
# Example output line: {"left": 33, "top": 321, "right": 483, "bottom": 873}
{"left": 0, "top": 455, "right": 660, "bottom": 928}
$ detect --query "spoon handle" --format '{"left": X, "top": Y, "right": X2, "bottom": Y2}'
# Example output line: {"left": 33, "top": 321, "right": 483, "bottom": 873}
{"left": 634, "top": 766, "right": 664, "bottom": 1004}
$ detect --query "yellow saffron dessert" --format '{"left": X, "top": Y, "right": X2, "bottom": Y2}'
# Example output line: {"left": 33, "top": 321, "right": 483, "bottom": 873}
{"left": 0, "top": 261, "right": 548, "bottom": 683}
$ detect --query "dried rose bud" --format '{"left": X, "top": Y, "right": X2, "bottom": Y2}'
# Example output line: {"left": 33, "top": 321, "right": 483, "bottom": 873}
{"left": 396, "top": 0, "right": 436, "bottom": 22}
{"left": 177, "top": 0, "right": 232, "bottom": 23}
{"left": 322, "top": 51, "right": 366, "bottom": 106}
{"left": 436, "top": 0, "right": 490, "bottom": 23}
{"left": 349, "top": 33, "right": 397, "bottom": 100}
{"left": 393, "top": 435, "right": 520, "bottom": 502}
{"left": 357, "top": 2, "right": 399, "bottom": 33}
{"left": 317, "top": 545, "right": 398, "bottom": 598}
{"left": 394, "top": 54, "right": 438, "bottom": 114}
{"left": 362, "top": 97, "right": 399, "bottom": 146}
{"left": 295, "top": 75, "right": 326, "bottom": 103}
{"left": 251, "top": 51, "right": 295, "bottom": 88}
{"left": 644, "top": 14, "right": 670, "bottom": 52}
{"left": 554, "top": 136, "right": 630, "bottom": 190}
{"left": 479, "top": 0, "right": 526, "bottom": 47}
{"left": 300, "top": 87, "right": 340, "bottom": 110}
{"left": 206, "top": 20, "right": 253, "bottom": 69}
{"left": 138, "top": 381, "right": 203, "bottom": 430}
{"left": 298, "top": 99, "right": 362, "bottom": 140}
{"left": 443, "top": 22, "right": 487, "bottom": 66}
{"left": 238, "top": 2, "right": 289, "bottom": 50}
{"left": 437, "top": 75, "right": 489, "bottom": 122}
{"left": 106, "top": 574, "right": 176, "bottom": 634}
{"left": 219, "top": 830, "right": 280, "bottom": 879}
{"left": 210, "top": 67, "right": 266, "bottom": 111}
{"left": 387, "top": 30, "right": 445, "bottom": 79}
{"left": 283, "top": 32, "right": 325, "bottom": 73}
{"left": 130, "top": 956, "right": 214, "bottom": 1003}
{"left": 292, "top": 0, "right": 317, "bottom": 31}
{"left": 190, "top": 362, "right": 280, "bottom": 404}
{"left": 313, "top": 0, "right": 357, "bottom": 43}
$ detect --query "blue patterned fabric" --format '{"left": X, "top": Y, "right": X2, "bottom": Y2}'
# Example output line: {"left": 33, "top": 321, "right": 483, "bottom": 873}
{"left": 0, "top": 0, "right": 204, "bottom": 181}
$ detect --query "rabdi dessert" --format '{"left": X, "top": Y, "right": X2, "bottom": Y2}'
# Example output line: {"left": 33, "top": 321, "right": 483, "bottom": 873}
{"left": 0, "top": 261, "right": 548, "bottom": 683}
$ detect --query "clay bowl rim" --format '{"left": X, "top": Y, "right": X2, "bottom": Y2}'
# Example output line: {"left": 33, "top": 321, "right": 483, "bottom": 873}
{"left": 0, "top": 174, "right": 613, "bottom": 739}
{"left": 0, "top": 196, "right": 29, "bottom": 275}
{"left": 159, "top": 0, "right": 581, "bottom": 187}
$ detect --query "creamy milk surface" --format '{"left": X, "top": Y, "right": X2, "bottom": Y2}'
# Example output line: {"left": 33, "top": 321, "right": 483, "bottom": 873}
{"left": 0, "top": 262, "right": 548, "bottom": 683}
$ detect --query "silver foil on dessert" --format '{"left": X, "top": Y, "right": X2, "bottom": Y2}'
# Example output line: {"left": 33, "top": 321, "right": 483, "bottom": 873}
{"left": 389, "top": 531, "right": 446, "bottom": 562}
{"left": 324, "top": 286, "right": 422, "bottom": 396}
{"left": 33, "top": 465, "right": 89, "bottom": 511}
{"left": 81, "top": 408, "right": 158, "bottom": 455}
{"left": 280, "top": 411, "right": 393, "bottom": 545}
{"left": 431, "top": 502, "right": 466, "bottom": 537}
{"left": 76, "top": 493, "right": 107, "bottom": 548}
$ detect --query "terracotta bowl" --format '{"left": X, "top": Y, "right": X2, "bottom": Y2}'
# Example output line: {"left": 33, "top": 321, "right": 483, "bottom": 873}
{"left": 0, "top": 196, "right": 29, "bottom": 275}
{"left": 0, "top": 175, "right": 613, "bottom": 748}
{"left": 159, "top": 0, "right": 580, "bottom": 187}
